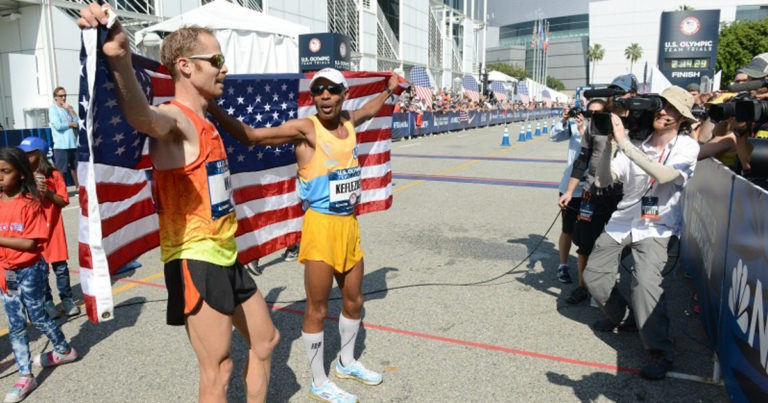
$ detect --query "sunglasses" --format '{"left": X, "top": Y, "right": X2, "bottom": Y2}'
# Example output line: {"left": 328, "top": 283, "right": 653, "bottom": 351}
{"left": 310, "top": 84, "right": 344, "bottom": 96}
{"left": 185, "top": 53, "right": 225, "bottom": 69}
{"left": 55, "top": 94, "right": 67, "bottom": 98}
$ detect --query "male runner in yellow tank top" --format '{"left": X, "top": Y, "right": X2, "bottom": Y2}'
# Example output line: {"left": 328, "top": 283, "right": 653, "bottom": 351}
{"left": 211, "top": 68, "right": 401, "bottom": 403}
{"left": 78, "top": 4, "right": 279, "bottom": 402}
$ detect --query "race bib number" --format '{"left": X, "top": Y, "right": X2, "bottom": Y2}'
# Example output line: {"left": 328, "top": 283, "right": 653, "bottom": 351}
{"left": 206, "top": 159, "right": 235, "bottom": 220}
{"left": 641, "top": 196, "right": 659, "bottom": 219}
{"left": 5, "top": 270, "right": 18, "bottom": 296}
{"left": 329, "top": 166, "right": 362, "bottom": 214}
{"left": 577, "top": 200, "right": 595, "bottom": 222}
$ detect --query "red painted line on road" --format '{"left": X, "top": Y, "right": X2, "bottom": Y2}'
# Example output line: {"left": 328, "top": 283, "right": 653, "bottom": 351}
{"left": 269, "top": 304, "right": 640, "bottom": 374}
{"left": 69, "top": 268, "right": 638, "bottom": 374}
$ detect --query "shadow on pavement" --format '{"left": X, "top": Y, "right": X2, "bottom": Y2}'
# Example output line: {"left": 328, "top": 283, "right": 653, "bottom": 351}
{"left": 30, "top": 296, "right": 146, "bottom": 387}
{"left": 227, "top": 265, "right": 396, "bottom": 401}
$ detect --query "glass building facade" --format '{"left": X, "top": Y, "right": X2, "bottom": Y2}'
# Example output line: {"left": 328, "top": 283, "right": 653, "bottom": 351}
{"left": 735, "top": 5, "right": 768, "bottom": 21}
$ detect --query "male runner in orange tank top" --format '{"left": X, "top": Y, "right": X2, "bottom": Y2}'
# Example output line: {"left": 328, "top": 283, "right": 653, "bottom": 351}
{"left": 211, "top": 68, "right": 401, "bottom": 402}
{"left": 78, "top": 4, "right": 279, "bottom": 402}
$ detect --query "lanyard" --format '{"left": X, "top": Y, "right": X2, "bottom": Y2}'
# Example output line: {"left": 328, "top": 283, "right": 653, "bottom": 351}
{"left": 647, "top": 135, "right": 678, "bottom": 190}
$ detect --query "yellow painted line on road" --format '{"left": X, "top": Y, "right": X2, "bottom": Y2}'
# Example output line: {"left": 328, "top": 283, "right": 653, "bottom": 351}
{"left": 0, "top": 270, "right": 165, "bottom": 337}
{"left": 393, "top": 133, "right": 545, "bottom": 194}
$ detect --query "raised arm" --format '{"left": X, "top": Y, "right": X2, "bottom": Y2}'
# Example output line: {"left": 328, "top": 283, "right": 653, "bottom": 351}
{"left": 208, "top": 103, "right": 313, "bottom": 146}
{"left": 77, "top": 3, "right": 178, "bottom": 140}
{"left": 348, "top": 72, "right": 403, "bottom": 127}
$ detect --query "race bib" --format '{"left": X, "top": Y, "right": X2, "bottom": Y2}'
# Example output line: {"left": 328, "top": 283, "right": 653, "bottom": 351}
{"left": 577, "top": 200, "right": 595, "bottom": 222}
{"left": 5, "top": 270, "right": 18, "bottom": 296}
{"left": 329, "top": 166, "right": 362, "bottom": 214}
{"left": 641, "top": 196, "right": 659, "bottom": 219}
{"left": 206, "top": 159, "right": 235, "bottom": 220}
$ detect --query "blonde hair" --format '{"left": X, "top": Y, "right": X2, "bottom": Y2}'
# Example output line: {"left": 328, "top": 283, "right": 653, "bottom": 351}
{"left": 160, "top": 26, "right": 215, "bottom": 80}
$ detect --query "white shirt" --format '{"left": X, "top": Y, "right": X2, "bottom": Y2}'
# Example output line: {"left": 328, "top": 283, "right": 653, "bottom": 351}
{"left": 604, "top": 134, "right": 699, "bottom": 243}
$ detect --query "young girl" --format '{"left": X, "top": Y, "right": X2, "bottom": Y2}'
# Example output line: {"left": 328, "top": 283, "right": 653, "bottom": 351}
{"left": 18, "top": 136, "right": 80, "bottom": 318}
{"left": 0, "top": 147, "right": 77, "bottom": 403}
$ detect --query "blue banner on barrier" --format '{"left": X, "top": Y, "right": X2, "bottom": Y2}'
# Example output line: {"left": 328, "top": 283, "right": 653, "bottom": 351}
{"left": 719, "top": 175, "right": 768, "bottom": 402}
{"left": 434, "top": 112, "right": 449, "bottom": 133}
{"left": 681, "top": 160, "right": 735, "bottom": 345}
{"left": 422, "top": 112, "right": 433, "bottom": 135}
{"left": 391, "top": 113, "right": 410, "bottom": 139}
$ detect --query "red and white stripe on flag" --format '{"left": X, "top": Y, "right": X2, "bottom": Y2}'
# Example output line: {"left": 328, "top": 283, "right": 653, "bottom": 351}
{"left": 464, "top": 89, "right": 480, "bottom": 103}
{"left": 413, "top": 85, "right": 433, "bottom": 104}
{"left": 78, "top": 29, "right": 405, "bottom": 322}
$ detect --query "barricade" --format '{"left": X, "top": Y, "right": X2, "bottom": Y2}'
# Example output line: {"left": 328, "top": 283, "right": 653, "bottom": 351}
{"left": 2, "top": 128, "right": 53, "bottom": 148}
{"left": 390, "top": 108, "right": 562, "bottom": 139}
{"left": 681, "top": 158, "right": 768, "bottom": 401}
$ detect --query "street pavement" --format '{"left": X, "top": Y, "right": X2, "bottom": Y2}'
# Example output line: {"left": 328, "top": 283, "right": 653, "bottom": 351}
{"left": 0, "top": 119, "right": 727, "bottom": 402}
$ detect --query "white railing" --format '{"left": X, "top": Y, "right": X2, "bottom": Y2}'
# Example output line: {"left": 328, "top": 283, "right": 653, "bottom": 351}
{"left": 375, "top": 1, "right": 399, "bottom": 59}
{"left": 57, "top": 0, "right": 155, "bottom": 17}
{"left": 327, "top": 0, "right": 359, "bottom": 52}
{"left": 428, "top": 6, "right": 442, "bottom": 70}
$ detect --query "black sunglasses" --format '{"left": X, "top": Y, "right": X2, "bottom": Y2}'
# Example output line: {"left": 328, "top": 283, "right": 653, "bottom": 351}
{"left": 55, "top": 94, "right": 67, "bottom": 98}
{"left": 185, "top": 53, "right": 226, "bottom": 69}
{"left": 310, "top": 84, "right": 344, "bottom": 96}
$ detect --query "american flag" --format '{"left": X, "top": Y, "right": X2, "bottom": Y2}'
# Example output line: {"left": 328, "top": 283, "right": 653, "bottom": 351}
{"left": 408, "top": 66, "right": 433, "bottom": 104}
{"left": 462, "top": 75, "right": 480, "bottom": 103}
{"left": 490, "top": 81, "right": 508, "bottom": 102}
{"left": 77, "top": 28, "right": 403, "bottom": 323}
{"left": 517, "top": 82, "right": 530, "bottom": 105}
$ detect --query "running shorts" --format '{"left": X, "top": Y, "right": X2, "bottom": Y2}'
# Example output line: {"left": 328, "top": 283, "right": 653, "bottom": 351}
{"left": 164, "top": 258, "right": 257, "bottom": 326}
{"left": 298, "top": 208, "right": 364, "bottom": 273}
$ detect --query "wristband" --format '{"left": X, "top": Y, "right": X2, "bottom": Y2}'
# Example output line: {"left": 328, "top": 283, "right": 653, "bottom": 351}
{"left": 385, "top": 88, "right": 393, "bottom": 97}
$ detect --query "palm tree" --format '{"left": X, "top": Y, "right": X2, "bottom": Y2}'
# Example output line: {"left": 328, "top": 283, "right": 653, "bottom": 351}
{"left": 586, "top": 43, "right": 605, "bottom": 84}
{"left": 624, "top": 43, "right": 643, "bottom": 75}
{"left": 679, "top": 5, "right": 694, "bottom": 10}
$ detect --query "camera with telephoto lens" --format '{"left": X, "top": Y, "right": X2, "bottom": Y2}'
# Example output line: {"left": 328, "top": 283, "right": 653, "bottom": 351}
{"left": 590, "top": 95, "right": 664, "bottom": 141}
{"left": 708, "top": 93, "right": 753, "bottom": 122}
{"left": 735, "top": 99, "right": 768, "bottom": 124}
{"left": 567, "top": 106, "right": 584, "bottom": 118}
{"left": 690, "top": 105, "right": 708, "bottom": 120}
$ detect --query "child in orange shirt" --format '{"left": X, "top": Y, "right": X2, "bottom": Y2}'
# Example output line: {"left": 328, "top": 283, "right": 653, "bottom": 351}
{"left": 18, "top": 137, "right": 80, "bottom": 318}
{"left": 0, "top": 147, "right": 77, "bottom": 402}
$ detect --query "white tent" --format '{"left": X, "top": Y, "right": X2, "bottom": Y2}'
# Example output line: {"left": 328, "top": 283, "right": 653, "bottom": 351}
{"left": 488, "top": 70, "right": 518, "bottom": 84}
{"left": 135, "top": 0, "right": 310, "bottom": 74}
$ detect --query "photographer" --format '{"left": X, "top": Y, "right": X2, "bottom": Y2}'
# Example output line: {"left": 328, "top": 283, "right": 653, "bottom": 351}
{"left": 583, "top": 86, "right": 700, "bottom": 380}
{"left": 550, "top": 100, "right": 605, "bottom": 284}
{"left": 558, "top": 74, "right": 637, "bottom": 306}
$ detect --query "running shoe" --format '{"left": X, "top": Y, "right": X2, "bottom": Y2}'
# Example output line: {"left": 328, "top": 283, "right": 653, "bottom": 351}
{"left": 334, "top": 360, "right": 383, "bottom": 385}
{"left": 245, "top": 260, "right": 263, "bottom": 276}
{"left": 3, "top": 377, "right": 36, "bottom": 403}
{"left": 283, "top": 244, "right": 299, "bottom": 262}
{"left": 33, "top": 348, "right": 78, "bottom": 368}
{"left": 62, "top": 298, "right": 81, "bottom": 317}
{"left": 557, "top": 265, "right": 572, "bottom": 284}
{"left": 44, "top": 300, "right": 61, "bottom": 319}
{"left": 308, "top": 380, "right": 357, "bottom": 403}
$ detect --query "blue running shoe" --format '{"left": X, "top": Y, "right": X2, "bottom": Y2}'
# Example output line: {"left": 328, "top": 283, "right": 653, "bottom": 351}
{"left": 334, "top": 360, "right": 383, "bottom": 386}
{"left": 557, "top": 265, "right": 573, "bottom": 284}
{"left": 309, "top": 381, "right": 357, "bottom": 403}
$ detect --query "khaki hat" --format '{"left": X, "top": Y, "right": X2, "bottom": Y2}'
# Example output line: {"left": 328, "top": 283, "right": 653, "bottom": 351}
{"left": 660, "top": 85, "right": 696, "bottom": 122}
{"left": 742, "top": 53, "right": 768, "bottom": 78}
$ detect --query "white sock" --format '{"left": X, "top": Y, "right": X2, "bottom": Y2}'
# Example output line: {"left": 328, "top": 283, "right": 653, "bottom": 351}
{"left": 302, "top": 331, "right": 328, "bottom": 386}
{"left": 339, "top": 314, "right": 361, "bottom": 367}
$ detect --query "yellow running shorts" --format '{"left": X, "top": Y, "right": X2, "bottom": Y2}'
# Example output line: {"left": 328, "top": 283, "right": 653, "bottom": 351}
{"left": 298, "top": 208, "right": 364, "bottom": 273}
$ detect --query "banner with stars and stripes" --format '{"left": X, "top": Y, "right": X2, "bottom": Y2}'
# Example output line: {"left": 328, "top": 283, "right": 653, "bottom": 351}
{"left": 77, "top": 27, "right": 404, "bottom": 323}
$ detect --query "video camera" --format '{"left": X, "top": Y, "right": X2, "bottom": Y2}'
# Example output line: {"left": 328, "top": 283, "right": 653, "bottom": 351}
{"left": 588, "top": 95, "right": 664, "bottom": 141}
{"left": 567, "top": 107, "right": 594, "bottom": 119}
